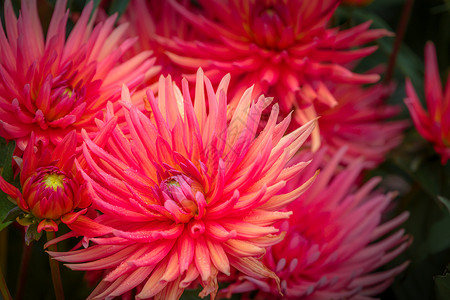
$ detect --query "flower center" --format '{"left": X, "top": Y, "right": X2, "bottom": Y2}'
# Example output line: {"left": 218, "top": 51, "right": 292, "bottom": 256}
{"left": 250, "top": 5, "right": 291, "bottom": 49}
{"left": 160, "top": 174, "right": 206, "bottom": 224}
{"left": 42, "top": 173, "right": 65, "bottom": 191}
{"left": 64, "top": 87, "right": 73, "bottom": 98}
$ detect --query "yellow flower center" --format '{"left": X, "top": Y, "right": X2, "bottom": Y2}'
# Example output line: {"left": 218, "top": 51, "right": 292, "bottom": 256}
{"left": 42, "top": 173, "right": 65, "bottom": 191}
{"left": 64, "top": 87, "right": 73, "bottom": 98}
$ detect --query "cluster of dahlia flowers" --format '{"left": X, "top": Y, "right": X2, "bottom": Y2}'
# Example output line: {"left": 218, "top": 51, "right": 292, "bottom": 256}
{"left": 2, "top": 0, "right": 438, "bottom": 299}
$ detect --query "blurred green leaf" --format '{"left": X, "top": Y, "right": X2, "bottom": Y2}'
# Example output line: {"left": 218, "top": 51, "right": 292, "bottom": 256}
{"left": 368, "top": 0, "right": 406, "bottom": 6}
{"left": 380, "top": 38, "right": 424, "bottom": 94}
{"left": 352, "top": 9, "right": 424, "bottom": 90}
{"left": 428, "top": 214, "right": 450, "bottom": 254}
{"left": 437, "top": 196, "right": 450, "bottom": 214}
{"left": 392, "top": 248, "right": 450, "bottom": 300}
{"left": 0, "top": 138, "right": 15, "bottom": 182}
{"left": 108, "top": 0, "right": 130, "bottom": 19}
{"left": 25, "top": 223, "right": 42, "bottom": 246}
{"left": 180, "top": 286, "right": 241, "bottom": 300}
{"left": 2, "top": 206, "right": 23, "bottom": 224}
{"left": 180, "top": 289, "right": 202, "bottom": 300}
{"left": 0, "top": 138, "right": 17, "bottom": 232}
{"left": 435, "top": 264, "right": 450, "bottom": 300}
{"left": 0, "top": 199, "right": 16, "bottom": 232}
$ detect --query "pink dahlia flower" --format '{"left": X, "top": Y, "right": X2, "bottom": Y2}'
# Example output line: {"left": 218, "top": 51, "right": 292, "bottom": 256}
{"left": 0, "top": 0, "right": 154, "bottom": 151}
{"left": 405, "top": 42, "right": 450, "bottom": 164}
{"left": 48, "top": 70, "right": 317, "bottom": 299}
{"left": 159, "top": 0, "right": 392, "bottom": 124}
{"left": 227, "top": 147, "right": 411, "bottom": 299}
{"left": 0, "top": 131, "right": 90, "bottom": 232}
{"left": 298, "top": 81, "right": 407, "bottom": 167}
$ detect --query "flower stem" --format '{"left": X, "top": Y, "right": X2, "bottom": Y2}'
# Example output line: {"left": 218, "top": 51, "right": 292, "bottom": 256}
{"left": 0, "top": 228, "right": 7, "bottom": 274}
{"left": 384, "top": 0, "right": 414, "bottom": 83}
{"left": 0, "top": 263, "right": 12, "bottom": 300}
{"left": 15, "top": 241, "right": 32, "bottom": 300}
{"left": 46, "top": 231, "right": 65, "bottom": 300}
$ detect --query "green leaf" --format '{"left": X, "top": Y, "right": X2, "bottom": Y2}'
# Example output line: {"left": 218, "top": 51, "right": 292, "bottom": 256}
{"left": 346, "top": 9, "right": 424, "bottom": 94}
{"left": 0, "top": 137, "right": 15, "bottom": 182}
{"left": 435, "top": 265, "right": 450, "bottom": 300}
{"left": 25, "top": 223, "right": 43, "bottom": 246}
{"left": 438, "top": 196, "right": 450, "bottom": 214}
{"left": 0, "top": 198, "right": 16, "bottom": 231}
{"left": 428, "top": 214, "right": 450, "bottom": 255}
{"left": 0, "top": 138, "right": 18, "bottom": 231}
{"left": 86, "top": 0, "right": 102, "bottom": 22}
{"left": 179, "top": 286, "right": 241, "bottom": 300}
{"left": 2, "top": 206, "right": 23, "bottom": 223}
{"left": 108, "top": 0, "right": 130, "bottom": 19}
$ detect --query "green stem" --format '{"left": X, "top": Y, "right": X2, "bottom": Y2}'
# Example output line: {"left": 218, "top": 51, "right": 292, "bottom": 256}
{"left": 0, "top": 263, "right": 12, "bottom": 300}
{"left": 384, "top": 0, "right": 414, "bottom": 83}
{"left": 15, "top": 242, "right": 32, "bottom": 300}
{"left": 0, "top": 228, "right": 7, "bottom": 275}
{"left": 46, "top": 231, "right": 65, "bottom": 300}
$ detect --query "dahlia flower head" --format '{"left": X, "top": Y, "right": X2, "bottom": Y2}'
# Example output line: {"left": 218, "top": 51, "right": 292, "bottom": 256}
{"left": 48, "top": 69, "right": 317, "bottom": 299}
{"left": 405, "top": 42, "right": 450, "bottom": 164}
{"left": 0, "top": 131, "right": 90, "bottom": 232}
{"left": 227, "top": 147, "right": 411, "bottom": 299}
{"left": 298, "top": 79, "right": 407, "bottom": 167}
{"left": 0, "top": 0, "right": 154, "bottom": 151}
{"left": 158, "top": 0, "right": 392, "bottom": 125}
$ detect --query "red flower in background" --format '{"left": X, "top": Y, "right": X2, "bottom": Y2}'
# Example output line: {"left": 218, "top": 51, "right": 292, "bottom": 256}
{"left": 227, "top": 147, "right": 411, "bottom": 299}
{"left": 405, "top": 41, "right": 450, "bottom": 164}
{"left": 0, "top": 0, "right": 154, "bottom": 151}
{"left": 300, "top": 80, "right": 407, "bottom": 167}
{"left": 157, "top": 0, "right": 392, "bottom": 128}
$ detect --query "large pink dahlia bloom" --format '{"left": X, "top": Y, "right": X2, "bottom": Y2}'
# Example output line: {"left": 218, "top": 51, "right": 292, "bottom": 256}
{"left": 405, "top": 42, "right": 450, "bottom": 164}
{"left": 0, "top": 0, "right": 154, "bottom": 151}
{"left": 48, "top": 70, "right": 317, "bottom": 299}
{"left": 227, "top": 147, "right": 411, "bottom": 299}
{"left": 160, "top": 0, "right": 391, "bottom": 123}
{"left": 299, "top": 81, "right": 407, "bottom": 167}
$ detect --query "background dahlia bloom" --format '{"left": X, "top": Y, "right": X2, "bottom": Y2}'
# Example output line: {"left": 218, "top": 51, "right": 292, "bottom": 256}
{"left": 48, "top": 70, "right": 317, "bottom": 299}
{"left": 227, "top": 147, "right": 411, "bottom": 299}
{"left": 0, "top": 0, "right": 155, "bottom": 151}
{"left": 159, "top": 0, "right": 392, "bottom": 125}
{"left": 405, "top": 42, "right": 450, "bottom": 164}
{"left": 0, "top": 131, "right": 90, "bottom": 232}
{"left": 297, "top": 81, "right": 407, "bottom": 166}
